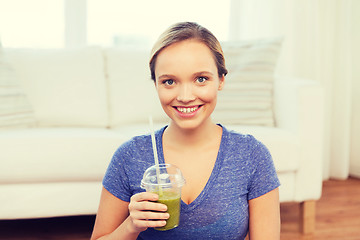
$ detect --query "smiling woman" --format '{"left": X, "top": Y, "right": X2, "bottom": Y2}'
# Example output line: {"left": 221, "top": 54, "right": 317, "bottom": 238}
{"left": 90, "top": 21, "right": 280, "bottom": 240}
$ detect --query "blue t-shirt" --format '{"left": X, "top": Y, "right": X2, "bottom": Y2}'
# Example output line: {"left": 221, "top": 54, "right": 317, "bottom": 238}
{"left": 103, "top": 125, "right": 280, "bottom": 240}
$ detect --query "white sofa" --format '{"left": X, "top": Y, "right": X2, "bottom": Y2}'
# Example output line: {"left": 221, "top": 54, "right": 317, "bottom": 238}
{"left": 0, "top": 46, "right": 324, "bottom": 232}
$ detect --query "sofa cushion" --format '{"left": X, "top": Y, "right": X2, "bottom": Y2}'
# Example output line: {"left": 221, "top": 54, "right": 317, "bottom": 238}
{"left": 213, "top": 38, "right": 282, "bottom": 127}
{"left": 224, "top": 125, "right": 299, "bottom": 173}
{"left": 0, "top": 128, "right": 124, "bottom": 183}
{"left": 0, "top": 182, "right": 102, "bottom": 219}
{"left": 0, "top": 46, "right": 36, "bottom": 128}
{"left": 4, "top": 47, "right": 108, "bottom": 127}
{"left": 114, "top": 124, "right": 299, "bottom": 173}
{"left": 277, "top": 172, "right": 296, "bottom": 202}
{"left": 104, "top": 48, "right": 168, "bottom": 127}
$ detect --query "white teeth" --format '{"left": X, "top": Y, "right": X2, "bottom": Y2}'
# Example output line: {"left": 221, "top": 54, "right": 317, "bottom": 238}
{"left": 177, "top": 107, "right": 198, "bottom": 113}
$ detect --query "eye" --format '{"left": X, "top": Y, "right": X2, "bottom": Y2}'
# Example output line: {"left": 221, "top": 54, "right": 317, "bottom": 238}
{"left": 196, "top": 76, "right": 208, "bottom": 83}
{"left": 162, "top": 79, "right": 175, "bottom": 86}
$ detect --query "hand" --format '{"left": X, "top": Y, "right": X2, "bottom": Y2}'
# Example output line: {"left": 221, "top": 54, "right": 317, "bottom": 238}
{"left": 128, "top": 192, "right": 169, "bottom": 233}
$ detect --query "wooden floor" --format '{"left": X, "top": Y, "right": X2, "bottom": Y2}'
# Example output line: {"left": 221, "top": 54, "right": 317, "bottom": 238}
{"left": 281, "top": 177, "right": 360, "bottom": 240}
{"left": 0, "top": 178, "right": 359, "bottom": 240}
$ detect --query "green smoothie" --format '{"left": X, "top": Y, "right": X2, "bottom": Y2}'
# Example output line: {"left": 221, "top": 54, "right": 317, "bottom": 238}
{"left": 153, "top": 190, "right": 181, "bottom": 231}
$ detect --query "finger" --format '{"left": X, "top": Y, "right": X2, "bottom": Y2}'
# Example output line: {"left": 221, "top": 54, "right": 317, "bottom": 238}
{"left": 138, "top": 201, "right": 167, "bottom": 212}
{"left": 129, "top": 198, "right": 167, "bottom": 212}
{"left": 132, "top": 219, "right": 167, "bottom": 229}
{"left": 131, "top": 192, "right": 158, "bottom": 202}
{"left": 131, "top": 210, "right": 170, "bottom": 221}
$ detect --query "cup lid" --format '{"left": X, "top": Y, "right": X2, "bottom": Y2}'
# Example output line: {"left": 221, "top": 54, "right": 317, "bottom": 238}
{"left": 141, "top": 164, "right": 185, "bottom": 189}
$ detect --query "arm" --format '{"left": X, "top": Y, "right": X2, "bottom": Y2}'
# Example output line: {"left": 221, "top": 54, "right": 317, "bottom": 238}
{"left": 248, "top": 188, "right": 280, "bottom": 240}
{"left": 90, "top": 187, "right": 169, "bottom": 240}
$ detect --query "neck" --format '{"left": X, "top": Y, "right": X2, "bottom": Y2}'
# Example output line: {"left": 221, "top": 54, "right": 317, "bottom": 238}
{"left": 164, "top": 119, "right": 221, "bottom": 148}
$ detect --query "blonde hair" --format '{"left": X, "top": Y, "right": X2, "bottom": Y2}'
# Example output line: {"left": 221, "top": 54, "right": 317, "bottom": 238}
{"left": 149, "top": 22, "right": 228, "bottom": 81}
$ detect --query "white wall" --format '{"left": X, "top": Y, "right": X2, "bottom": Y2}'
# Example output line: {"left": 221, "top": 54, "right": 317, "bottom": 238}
{"left": 350, "top": 0, "right": 360, "bottom": 178}
{"left": 64, "top": 0, "right": 87, "bottom": 48}
{"left": 229, "top": 0, "right": 359, "bottom": 180}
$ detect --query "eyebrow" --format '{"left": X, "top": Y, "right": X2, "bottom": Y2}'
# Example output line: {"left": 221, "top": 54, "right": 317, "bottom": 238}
{"left": 158, "top": 71, "right": 214, "bottom": 80}
{"left": 193, "top": 71, "right": 214, "bottom": 77}
{"left": 158, "top": 74, "right": 176, "bottom": 80}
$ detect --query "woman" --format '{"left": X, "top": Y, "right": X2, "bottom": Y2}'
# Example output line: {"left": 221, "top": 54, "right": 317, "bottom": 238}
{"left": 91, "top": 22, "right": 280, "bottom": 240}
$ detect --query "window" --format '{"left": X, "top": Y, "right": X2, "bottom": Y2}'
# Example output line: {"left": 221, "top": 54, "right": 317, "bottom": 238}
{"left": 0, "top": 0, "right": 231, "bottom": 48}
{"left": 0, "top": 0, "right": 64, "bottom": 48}
{"left": 87, "top": 0, "right": 231, "bottom": 48}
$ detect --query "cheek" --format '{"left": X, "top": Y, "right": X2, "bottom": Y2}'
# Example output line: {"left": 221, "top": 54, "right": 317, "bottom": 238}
{"left": 157, "top": 88, "right": 174, "bottom": 105}
{"left": 197, "top": 88, "right": 219, "bottom": 103}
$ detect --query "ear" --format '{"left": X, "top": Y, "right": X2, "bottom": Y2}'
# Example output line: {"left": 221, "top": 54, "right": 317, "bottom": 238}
{"left": 218, "top": 75, "right": 225, "bottom": 91}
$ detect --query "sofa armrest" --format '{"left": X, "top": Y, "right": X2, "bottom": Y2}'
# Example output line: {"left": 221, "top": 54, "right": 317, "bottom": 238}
{"left": 274, "top": 77, "right": 325, "bottom": 201}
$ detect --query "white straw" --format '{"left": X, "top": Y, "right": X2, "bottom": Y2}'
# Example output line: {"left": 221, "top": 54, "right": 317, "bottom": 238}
{"left": 149, "top": 116, "right": 162, "bottom": 195}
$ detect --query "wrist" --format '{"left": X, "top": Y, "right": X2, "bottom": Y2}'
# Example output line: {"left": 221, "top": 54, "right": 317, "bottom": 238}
{"left": 125, "top": 217, "right": 143, "bottom": 236}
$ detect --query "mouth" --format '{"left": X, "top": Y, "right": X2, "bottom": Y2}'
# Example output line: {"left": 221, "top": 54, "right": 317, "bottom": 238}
{"left": 173, "top": 105, "right": 202, "bottom": 116}
{"left": 176, "top": 106, "right": 199, "bottom": 113}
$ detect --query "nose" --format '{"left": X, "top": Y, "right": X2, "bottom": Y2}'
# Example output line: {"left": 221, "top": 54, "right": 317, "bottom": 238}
{"left": 176, "top": 83, "right": 195, "bottom": 103}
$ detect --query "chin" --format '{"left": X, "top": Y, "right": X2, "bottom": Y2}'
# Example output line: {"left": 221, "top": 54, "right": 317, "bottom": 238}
{"left": 173, "top": 121, "right": 199, "bottom": 130}
{"left": 170, "top": 117, "right": 213, "bottom": 132}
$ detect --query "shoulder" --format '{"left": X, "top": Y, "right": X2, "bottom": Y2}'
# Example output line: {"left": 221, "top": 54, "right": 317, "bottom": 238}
{"left": 112, "top": 126, "right": 166, "bottom": 164}
{"left": 113, "top": 134, "right": 149, "bottom": 159}
{"left": 221, "top": 126, "right": 272, "bottom": 170}
{"left": 116, "top": 134, "right": 151, "bottom": 153}
{"left": 222, "top": 125, "right": 265, "bottom": 152}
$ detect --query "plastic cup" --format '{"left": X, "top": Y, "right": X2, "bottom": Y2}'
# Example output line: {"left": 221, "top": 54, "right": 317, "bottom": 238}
{"left": 141, "top": 163, "right": 185, "bottom": 231}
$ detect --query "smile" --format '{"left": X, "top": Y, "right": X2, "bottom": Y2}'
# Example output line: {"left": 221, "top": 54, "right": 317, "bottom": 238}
{"left": 176, "top": 106, "right": 199, "bottom": 114}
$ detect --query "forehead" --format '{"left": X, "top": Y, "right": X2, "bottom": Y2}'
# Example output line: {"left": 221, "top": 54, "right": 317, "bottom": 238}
{"left": 155, "top": 39, "right": 217, "bottom": 74}
{"left": 158, "top": 39, "right": 213, "bottom": 58}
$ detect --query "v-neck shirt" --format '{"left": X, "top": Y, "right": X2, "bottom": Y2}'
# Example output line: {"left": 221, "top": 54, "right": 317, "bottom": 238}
{"left": 103, "top": 125, "right": 280, "bottom": 240}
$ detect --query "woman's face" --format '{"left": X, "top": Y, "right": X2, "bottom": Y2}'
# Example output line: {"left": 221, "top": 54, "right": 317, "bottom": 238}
{"left": 154, "top": 39, "right": 224, "bottom": 130}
